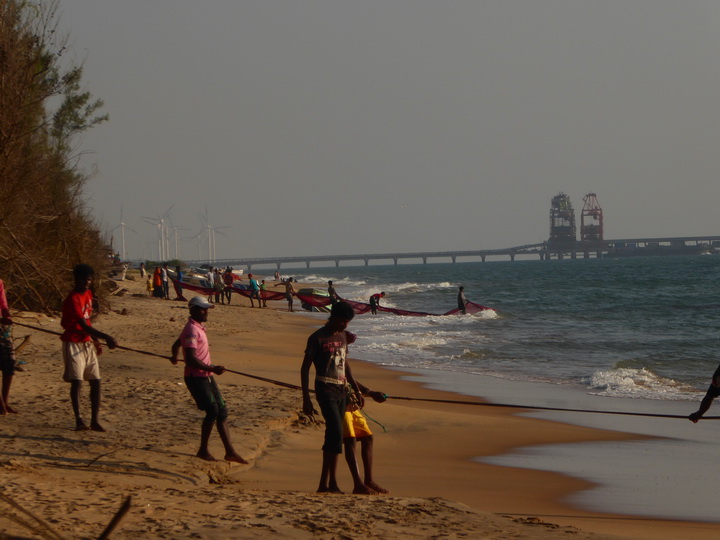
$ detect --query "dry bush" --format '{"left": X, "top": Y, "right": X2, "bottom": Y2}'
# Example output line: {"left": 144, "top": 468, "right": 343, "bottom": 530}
{"left": 0, "top": 0, "right": 110, "bottom": 312}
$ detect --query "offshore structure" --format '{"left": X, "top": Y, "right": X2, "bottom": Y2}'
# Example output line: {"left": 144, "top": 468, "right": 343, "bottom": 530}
{"left": 580, "top": 193, "right": 603, "bottom": 244}
{"left": 545, "top": 192, "right": 606, "bottom": 259}
{"left": 548, "top": 192, "right": 577, "bottom": 247}
{"left": 184, "top": 191, "right": 719, "bottom": 270}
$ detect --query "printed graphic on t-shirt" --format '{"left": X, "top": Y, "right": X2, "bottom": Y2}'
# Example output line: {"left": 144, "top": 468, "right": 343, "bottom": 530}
{"left": 321, "top": 338, "right": 346, "bottom": 381}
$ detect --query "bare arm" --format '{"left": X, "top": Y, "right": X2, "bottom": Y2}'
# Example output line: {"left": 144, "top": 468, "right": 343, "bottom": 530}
{"left": 689, "top": 365, "right": 720, "bottom": 423}
{"left": 356, "top": 380, "right": 387, "bottom": 403}
{"left": 77, "top": 319, "right": 116, "bottom": 349}
{"left": 170, "top": 338, "right": 181, "bottom": 365}
{"left": 344, "top": 360, "right": 365, "bottom": 409}
{"left": 301, "top": 353, "right": 315, "bottom": 415}
{"left": 689, "top": 393, "right": 715, "bottom": 423}
{"left": 174, "top": 343, "right": 225, "bottom": 375}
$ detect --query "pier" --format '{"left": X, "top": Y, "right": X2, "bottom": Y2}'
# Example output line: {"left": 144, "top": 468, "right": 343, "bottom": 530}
{"left": 186, "top": 235, "right": 720, "bottom": 272}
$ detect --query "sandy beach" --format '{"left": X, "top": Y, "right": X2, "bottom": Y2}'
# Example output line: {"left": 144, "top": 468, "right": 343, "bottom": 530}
{"left": 1, "top": 272, "right": 719, "bottom": 539}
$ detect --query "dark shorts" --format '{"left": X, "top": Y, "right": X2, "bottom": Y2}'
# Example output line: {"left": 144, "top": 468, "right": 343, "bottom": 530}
{"left": 184, "top": 376, "right": 226, "bottom": 412}
{"left": 285, "top": 293, "right": 292, "bottom": 301}
{"left": 315, "top": 380, "right": 346, "bottom": 454}
{"left": 0, "top": 335, "right": 14, "bottom": 376}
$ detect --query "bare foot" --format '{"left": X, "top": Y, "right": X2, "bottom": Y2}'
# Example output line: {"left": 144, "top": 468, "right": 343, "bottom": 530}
{"left": 224, "top": 453, "right": 249, "bottom": 464}
{"left": 366, "top": 481, "right": 389, "bottom": 494}
{"left": 90, "top": 422, "right": 106, "bottom": 432}
{"left": 5, "top": 405, "right": 17, "bottom": 414}
{"left": 75, "top": 421, "right": 90, "bottom": 431}
{"left": 196, "top": 450, "right": 217, "bottom": 461}
{"left": 352, "top": 484, "right": 378, "bottom": 495}
{"left": 317, "top": 486, "right": 344, "bottom": 494}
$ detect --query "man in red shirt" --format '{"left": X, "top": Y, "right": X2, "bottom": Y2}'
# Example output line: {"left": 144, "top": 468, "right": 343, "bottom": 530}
{"left": 61, "top": 264, "right": 117, "bottom": 431}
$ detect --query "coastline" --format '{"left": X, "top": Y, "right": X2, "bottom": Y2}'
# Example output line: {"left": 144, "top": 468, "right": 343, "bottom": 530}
{"left": 1, "top": 274, "right": 719, "bottom": 539}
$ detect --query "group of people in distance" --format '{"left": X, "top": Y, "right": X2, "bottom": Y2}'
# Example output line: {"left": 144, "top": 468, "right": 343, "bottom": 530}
{"left": 9, "top": 263, "right": 720, "bottom": 497}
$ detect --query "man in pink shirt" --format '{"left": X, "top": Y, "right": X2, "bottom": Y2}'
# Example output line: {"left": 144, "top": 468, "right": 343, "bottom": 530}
{"left": 170, "top": 296, "right": 247, "bottom": 463}
{"left": 0, "top": 278, "right": 16, "bottom": 414}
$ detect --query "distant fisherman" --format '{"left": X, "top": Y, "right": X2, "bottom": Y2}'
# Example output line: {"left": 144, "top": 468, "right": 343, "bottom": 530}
{"left": 328, "top": 281, "right": 340, "bottom": 305}
{"left": 275, "top": 279, "right": 296, "bottom": 312}
{"left": 369, "top": 292, "right": 385, "bottom": 315}
{"left": 457, "top": 286, "right": 468, "bottom": 315}
{"left": 248, "top": 274, "right": 261, "bottom": 308}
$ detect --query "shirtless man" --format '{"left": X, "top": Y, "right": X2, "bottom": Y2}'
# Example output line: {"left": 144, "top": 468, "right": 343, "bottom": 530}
{"left": 275, "top": 278, "right": 296, "bottom": 312}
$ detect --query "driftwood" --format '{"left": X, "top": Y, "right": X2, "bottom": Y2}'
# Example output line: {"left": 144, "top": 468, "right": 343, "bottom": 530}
{"left": 0, "top": 491, "right": 132, "bottom": 540}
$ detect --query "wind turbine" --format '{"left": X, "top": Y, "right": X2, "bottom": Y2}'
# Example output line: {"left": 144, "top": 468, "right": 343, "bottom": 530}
{"left": 110, "top": 205, "right": 137, "bottom": 261}
{"left": 196, "top": 208, "right": 230, "bottom": 264}
{"left": 167, "top": 224, "right": 188, "bottom": 260}
{"left": 142, "top": 205, "right": 174, "bottom": 260}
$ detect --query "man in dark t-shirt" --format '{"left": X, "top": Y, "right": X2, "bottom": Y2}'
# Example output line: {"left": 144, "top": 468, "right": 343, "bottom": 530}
{"left": 457, "top": 286, "right": 468, "bottom": 314}
{"left": 301, "top": 301, "right": 362, "bottom": 493}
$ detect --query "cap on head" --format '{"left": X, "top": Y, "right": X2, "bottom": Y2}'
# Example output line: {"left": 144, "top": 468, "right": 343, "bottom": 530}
{"left": 248, "top": 273, "right": 253, "bottom": 277}
{"left": 188, "top": 296, "right": 214, "bottom": 310}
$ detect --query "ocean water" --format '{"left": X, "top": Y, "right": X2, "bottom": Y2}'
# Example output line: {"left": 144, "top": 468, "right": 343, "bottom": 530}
{"left": 292, "top": 255, "right": 720, "bottom": 402}
{"left": 289, "top": 255, "right": 720, "bottom": 522}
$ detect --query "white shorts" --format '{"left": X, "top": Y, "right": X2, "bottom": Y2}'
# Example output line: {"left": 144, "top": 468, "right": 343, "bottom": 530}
{"left": 62, "top": 341, "right": 101, "bottom": 382}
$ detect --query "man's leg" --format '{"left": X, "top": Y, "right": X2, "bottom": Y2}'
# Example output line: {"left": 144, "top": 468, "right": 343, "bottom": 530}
{"left": 318, "top": 451, "right": 342, "bottom": 493}
{"left": 343, "top": 437, "right": 376, "bottom": 494}
{"left": 217, "top": 418, "right": 249, "bottom": 463}
{"left": 359, "top": 436, "right": 388, "bottom": 493}
{"left": 70, "top": 380, "right": 88, "bottom": 430}
{"left": 316, "top": 391, "right": 345, "bottom": 493}
{"left": 1, "top": 374, "right": 15, "bottom": 414}
{"left": 89, "top": 379, "right": 105, "bottom": 431}
{"left": 0, "top": 375, "right": 7, "bottom": 415}
{"left": 197, "top": 414, "right": 216, "bottom": 460}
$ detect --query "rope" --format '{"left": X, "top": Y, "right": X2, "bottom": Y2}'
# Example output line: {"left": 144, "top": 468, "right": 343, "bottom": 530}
{"left": 384, "top": 394, "right": 718, "bottom": 419}
{"left": 11, "top": 321, "right": 716, "bottom": 421}
{"left": 360, "top": 408, "right": 388, "bottom": 433}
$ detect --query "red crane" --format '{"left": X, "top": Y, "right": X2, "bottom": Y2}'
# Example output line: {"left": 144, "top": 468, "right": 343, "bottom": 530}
{"left": 580, "top": 193, "right": 603, "bottom": 243}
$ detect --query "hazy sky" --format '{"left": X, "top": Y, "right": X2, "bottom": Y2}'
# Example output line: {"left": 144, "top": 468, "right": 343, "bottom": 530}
{"left": 56, "top": 1, "right": 720, "bottom": 261}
